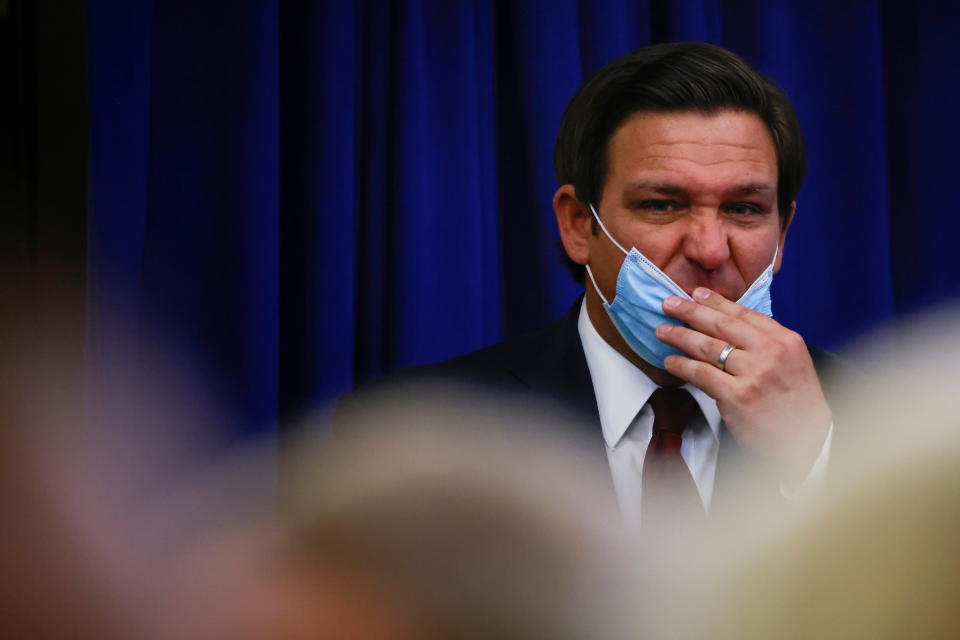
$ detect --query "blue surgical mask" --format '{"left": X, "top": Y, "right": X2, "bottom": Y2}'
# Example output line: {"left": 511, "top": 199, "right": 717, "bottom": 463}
{"left": 584, "top": 203, "right": 778, "bottom": 369}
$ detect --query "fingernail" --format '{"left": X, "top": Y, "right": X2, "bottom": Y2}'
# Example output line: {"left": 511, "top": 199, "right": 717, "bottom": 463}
{"left": 657, "top": 324, "right": 673, "bottom": 336}
{"left": 693, "top": 287, "right": 710, "bottom": 301}
{"left": 664, "top": 297, "right": 682, "bottom": 309}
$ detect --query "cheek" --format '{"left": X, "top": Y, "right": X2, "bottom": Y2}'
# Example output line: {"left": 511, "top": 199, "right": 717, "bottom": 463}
{"left": 730, "top": 232, "right": 779, "bottom": 279}
{"left": 588, "top": 236, "right": 626, "bottom": 290}
{"left": 623, "top": 226, "right": 684, "bottom": 270}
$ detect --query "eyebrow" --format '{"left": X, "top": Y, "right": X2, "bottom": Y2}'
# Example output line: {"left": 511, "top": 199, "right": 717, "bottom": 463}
{"left": 623, "top": 181, "right": 775, "bottom": 196}
{"left": 730, "top": 182, "right": 775, "bottom": 195}
{"left": 622, "top": 181, "right": 687, "bottom": 196}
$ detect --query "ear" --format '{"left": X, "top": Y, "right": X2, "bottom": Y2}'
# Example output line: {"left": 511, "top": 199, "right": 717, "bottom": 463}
{"left": 774, "top": 200, "right": 796, "bottom": 273}
{"left": 554, "top": 184, "right": 593, "bottom": 267}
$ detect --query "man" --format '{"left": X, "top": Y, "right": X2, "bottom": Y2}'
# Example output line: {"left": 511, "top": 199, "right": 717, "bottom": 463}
{"left": 343, "top": 42, "right": 838, "bottom": 528}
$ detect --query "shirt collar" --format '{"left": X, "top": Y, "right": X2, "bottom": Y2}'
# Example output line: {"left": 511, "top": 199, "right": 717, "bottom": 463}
{"left": 576, "top": 298, "right": 722, "bottom": 448}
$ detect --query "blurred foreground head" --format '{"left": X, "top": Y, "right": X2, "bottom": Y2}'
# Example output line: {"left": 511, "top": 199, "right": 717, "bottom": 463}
{"left": 1, "top": 270, "right": 631, "bottom": 638}
{"left": 283, "top": 385, "right": 630, "bottom": 640}
{"left": 0, "top": 274, "right": 280, "bottom": 638}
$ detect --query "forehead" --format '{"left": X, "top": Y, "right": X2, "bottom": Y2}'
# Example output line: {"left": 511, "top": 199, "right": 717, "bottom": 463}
{"left": 605, "top": 109, "right": 778, "bottom": 189}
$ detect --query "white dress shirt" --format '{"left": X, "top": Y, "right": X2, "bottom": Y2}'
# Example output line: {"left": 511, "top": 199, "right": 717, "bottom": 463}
{"left": 576, "top": 298, "right": 831, "bottom": 528}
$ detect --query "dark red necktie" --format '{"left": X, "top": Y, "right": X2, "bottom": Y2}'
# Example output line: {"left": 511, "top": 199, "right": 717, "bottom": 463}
{"left": 641, "top": 387, "right": 705, "bottom": 530}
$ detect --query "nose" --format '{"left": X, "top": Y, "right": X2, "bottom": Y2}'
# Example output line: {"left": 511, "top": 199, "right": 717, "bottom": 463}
{"left": 683, "top": 216, "right": 730, "bottom": 271}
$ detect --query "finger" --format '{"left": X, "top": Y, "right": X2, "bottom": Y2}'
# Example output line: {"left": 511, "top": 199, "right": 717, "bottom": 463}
{"left": 662, "top": 296, "right": 766, "bottom": 350}
{"left": 662, "top": 354, "right": 734, "bottom": 402}
{"left": 656, "top": 324, "right": 751, "bottom": 375}
{"left": 691, "top": 287, "right": 781, "bottom": 333}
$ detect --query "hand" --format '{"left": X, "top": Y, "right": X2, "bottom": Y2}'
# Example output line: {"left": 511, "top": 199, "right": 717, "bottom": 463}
{"left": 655, "top": 287, "right": 831, "bottom": 489}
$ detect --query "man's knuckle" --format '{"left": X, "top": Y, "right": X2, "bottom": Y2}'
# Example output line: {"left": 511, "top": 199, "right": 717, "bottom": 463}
{"left": 688, "top": 360, "right": 706, "bottom": 379}
{"left": 765, "top": 338, "right": 786, "bottom": 359}
{"left": 785, "top": 330, "right": 805, "bottom": 351}
{"left": 733, "top": 304, "right": 752, "bottom": 319}
{"left": 699, "top": 340, "right": 716, "bottom": 360}
{"left": 736, "top": 381, "right": 762, "bottom": 405}
{"left": 715, "top": 315, "right": 736, "bottom": 335}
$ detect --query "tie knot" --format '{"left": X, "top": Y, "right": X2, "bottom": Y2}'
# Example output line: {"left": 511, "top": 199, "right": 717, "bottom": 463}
{"left": 649, "top": 387, "right": 698, "bottom": 436}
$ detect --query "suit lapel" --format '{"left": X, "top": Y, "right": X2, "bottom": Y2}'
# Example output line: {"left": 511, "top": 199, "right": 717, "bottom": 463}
{"left": 502, "top": 298, "right": 607, "bottom": 463}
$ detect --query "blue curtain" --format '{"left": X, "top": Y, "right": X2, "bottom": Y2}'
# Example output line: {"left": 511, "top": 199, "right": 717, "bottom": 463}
{"left": 86, "top": 1, "right": 960, "bottom": 438}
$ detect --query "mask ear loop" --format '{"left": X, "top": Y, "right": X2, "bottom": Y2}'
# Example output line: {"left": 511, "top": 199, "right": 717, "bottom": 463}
{"left": 588, "top": 203, "right": 629, "bottom": 255}
{"left": 584, "top": 264, "right": 609, "bottom": 306}
{"left": 734, "top": 243, "right": 781, "bottom": 305}
{"left": 583, "top": 203, "right": 626, "bottom": 307}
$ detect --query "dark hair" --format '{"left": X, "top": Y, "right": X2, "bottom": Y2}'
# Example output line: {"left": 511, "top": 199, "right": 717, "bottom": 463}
{"left": 553, "top": 42, "right": 805, "bottom": 283}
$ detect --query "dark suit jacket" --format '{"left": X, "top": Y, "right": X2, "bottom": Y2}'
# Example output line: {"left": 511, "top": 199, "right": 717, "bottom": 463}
{"left": 339, "top": 296, "right": 846, "bottom": 512}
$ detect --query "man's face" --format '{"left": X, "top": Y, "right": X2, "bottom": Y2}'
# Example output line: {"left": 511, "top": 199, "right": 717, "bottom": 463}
{"left": 589, "top": 109, "right": 788, "bottom": 302}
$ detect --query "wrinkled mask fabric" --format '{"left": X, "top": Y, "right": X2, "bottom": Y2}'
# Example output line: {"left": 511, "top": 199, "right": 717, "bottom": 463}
{"left": 584, "top": 203, "right": 777, "bottom": 369}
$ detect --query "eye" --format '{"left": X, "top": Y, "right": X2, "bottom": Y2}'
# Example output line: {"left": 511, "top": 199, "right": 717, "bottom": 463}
{"left": 633, "top": 200, "right": 680, "bottom": 213}
{"left": 723, "top": 202, "right": 764, "bottom": 215}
